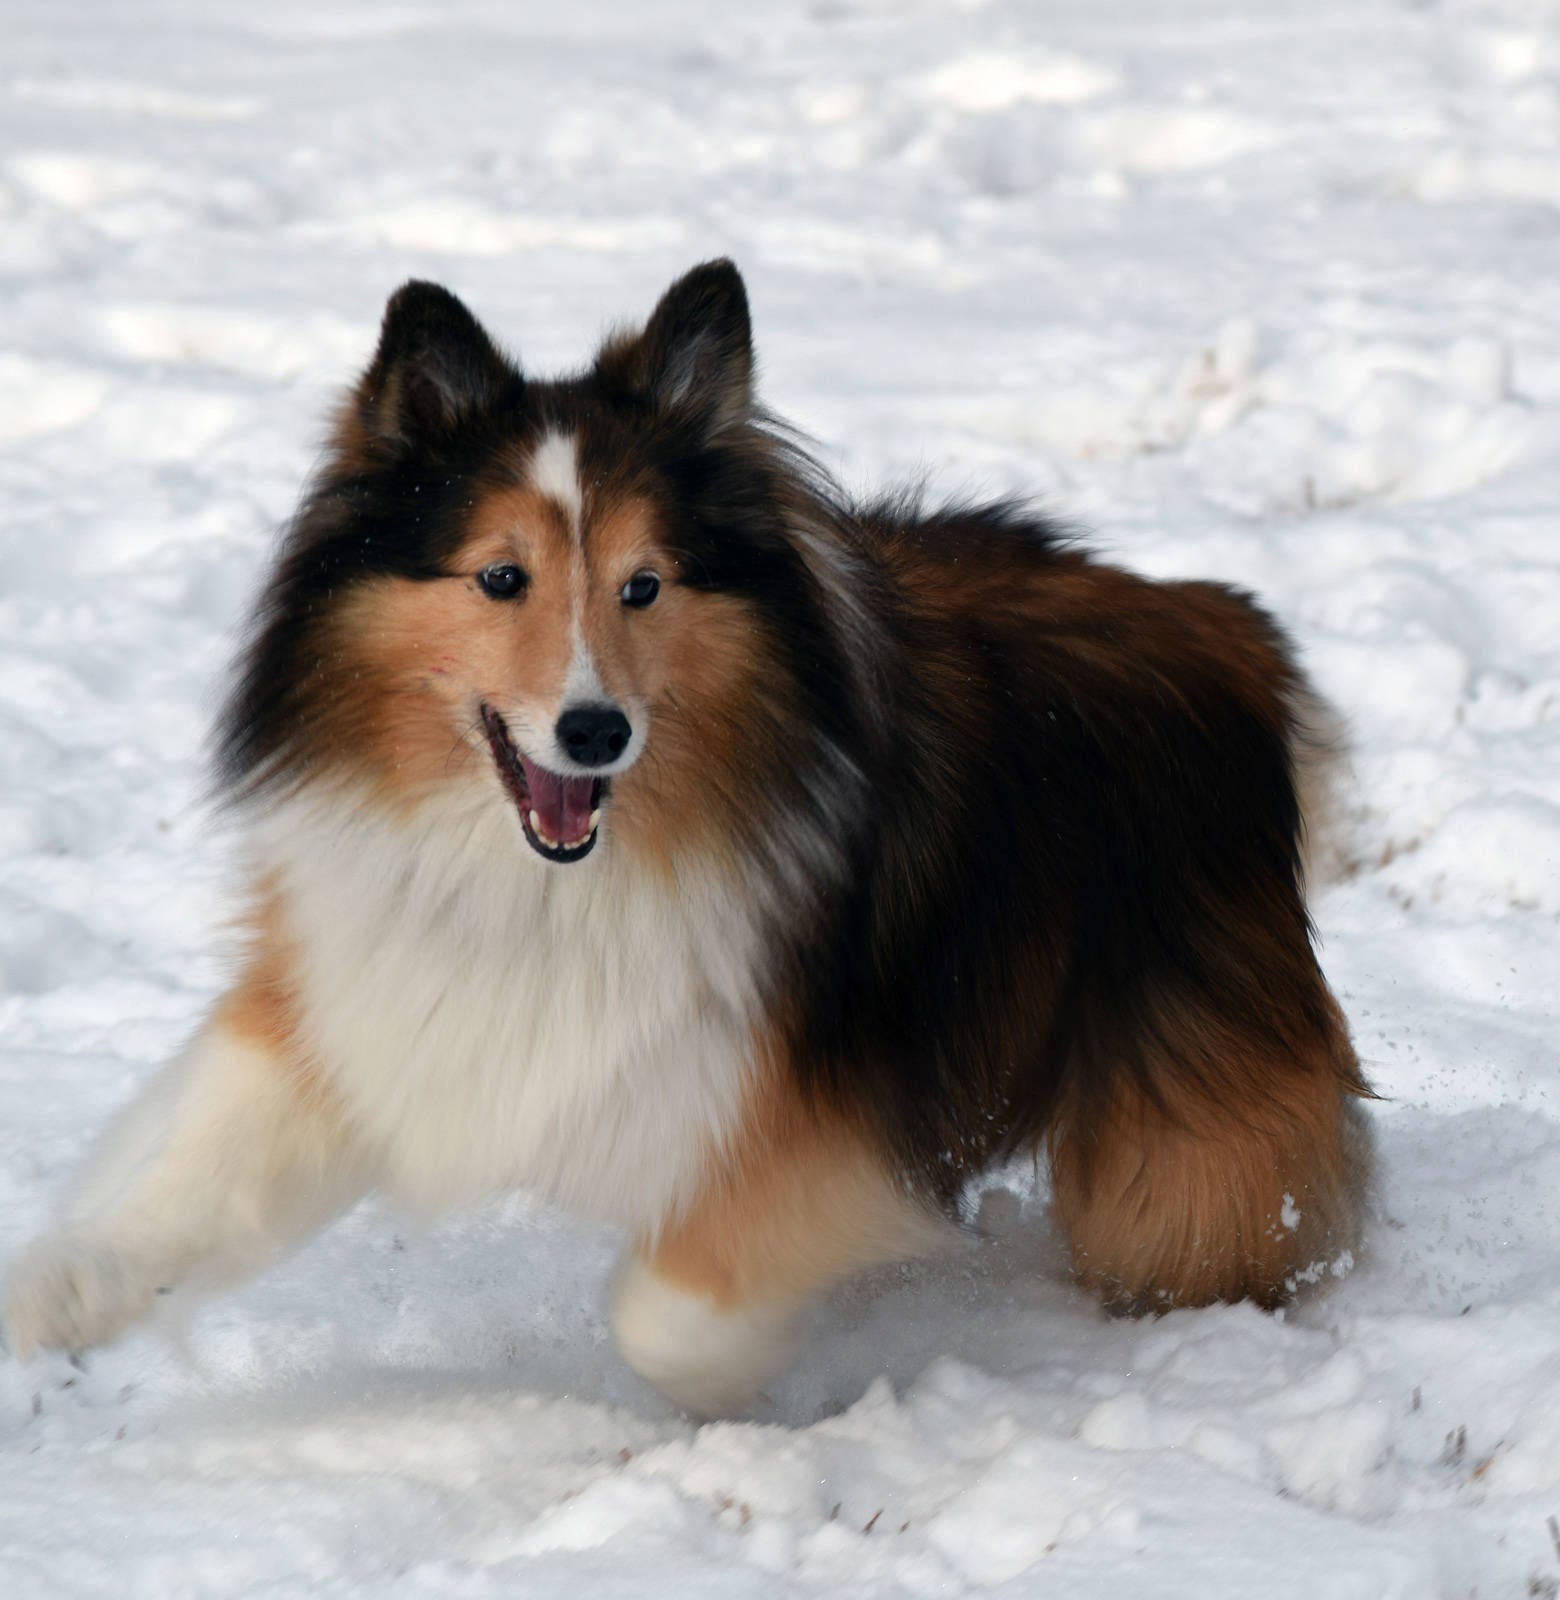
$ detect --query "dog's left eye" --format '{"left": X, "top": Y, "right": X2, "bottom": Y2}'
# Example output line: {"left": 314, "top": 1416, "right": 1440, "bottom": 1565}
{"left": 478, "top": 564, "right": 528, "bottom": 600}
{"left": 621, "top": 571, "right": 660, "bottom": 609}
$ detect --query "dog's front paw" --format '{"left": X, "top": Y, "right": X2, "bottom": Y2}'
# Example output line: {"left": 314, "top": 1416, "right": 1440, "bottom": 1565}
{"left": 2, "top": 1235, "right": 162, "bottom": 1359}
{"left": 610, "top": 1257, "right": 797, "bottom": 1418}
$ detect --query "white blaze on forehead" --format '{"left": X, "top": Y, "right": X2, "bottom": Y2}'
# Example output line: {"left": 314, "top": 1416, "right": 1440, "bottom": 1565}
{"left": 528, "top": 429, "right": 583, "bottom": 535}
{"left": 524, "top": 427, "right": 623, "bottom": 756}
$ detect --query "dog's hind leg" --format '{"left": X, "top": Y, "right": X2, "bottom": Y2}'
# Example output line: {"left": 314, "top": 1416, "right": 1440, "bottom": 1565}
{"left": 611, "top": 1085, "right": 947, "bottom": 1416}
{"left": 1046, "top": 1000, "right": 1372, "bottom": 1313}
{"left": 3, "top": 967, "right": 368, "bottom": 1359}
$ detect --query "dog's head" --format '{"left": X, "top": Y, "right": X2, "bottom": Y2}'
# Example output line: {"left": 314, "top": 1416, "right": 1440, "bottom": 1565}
{"left": 222, "top": 262, "right": 860, "bottom": 872}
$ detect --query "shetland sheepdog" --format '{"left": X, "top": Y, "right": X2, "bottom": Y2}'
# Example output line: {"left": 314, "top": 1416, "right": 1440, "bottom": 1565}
{"left": 2, "top": 261, "right": 1371, "bottom": 1414}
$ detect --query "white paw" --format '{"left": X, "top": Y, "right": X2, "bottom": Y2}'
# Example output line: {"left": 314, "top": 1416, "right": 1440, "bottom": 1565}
{"left": 610, "top": 1256, "right": 798, "bottom": 1418}
{"left": 2, "top": 1235, "right": 163, "bottom": 1359}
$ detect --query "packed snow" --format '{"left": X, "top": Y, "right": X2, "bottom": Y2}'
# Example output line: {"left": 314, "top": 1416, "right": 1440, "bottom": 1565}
{"left": 2, "top": 0, "right": 1559, "bottom": 1594}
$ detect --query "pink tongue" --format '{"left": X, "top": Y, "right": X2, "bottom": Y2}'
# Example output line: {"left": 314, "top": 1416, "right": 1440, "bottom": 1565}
{"left": 520, "top": 755, "right": 595, "bottom": 844}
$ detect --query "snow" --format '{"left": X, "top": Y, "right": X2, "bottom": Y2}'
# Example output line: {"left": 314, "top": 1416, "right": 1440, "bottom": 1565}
{"left": 2, "top": 0, "right": 1560, "bottom": 1593}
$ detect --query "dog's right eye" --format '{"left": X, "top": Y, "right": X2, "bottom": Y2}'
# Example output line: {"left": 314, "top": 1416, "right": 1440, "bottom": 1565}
{"left": 478, "top": 564, "right": 528, "bottom": 600}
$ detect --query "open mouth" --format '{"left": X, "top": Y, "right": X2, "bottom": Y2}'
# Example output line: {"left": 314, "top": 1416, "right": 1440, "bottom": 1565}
{"left": 480, "top": 703, "right": 605, "bottom": 864}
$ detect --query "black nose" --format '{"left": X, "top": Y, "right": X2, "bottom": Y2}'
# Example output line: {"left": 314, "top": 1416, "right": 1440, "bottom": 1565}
{"left": 556, "top": 705, "right": 632, "bottom": 768}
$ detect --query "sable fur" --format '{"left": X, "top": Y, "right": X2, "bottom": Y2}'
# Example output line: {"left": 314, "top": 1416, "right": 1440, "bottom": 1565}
{"left": 2, "top": 259, "right": 1371, "bottom": 1408}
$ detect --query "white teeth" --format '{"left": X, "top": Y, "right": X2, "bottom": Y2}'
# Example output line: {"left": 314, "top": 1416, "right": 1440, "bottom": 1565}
{"left": 524, "top": 808, "right": 601, "bottom": 853}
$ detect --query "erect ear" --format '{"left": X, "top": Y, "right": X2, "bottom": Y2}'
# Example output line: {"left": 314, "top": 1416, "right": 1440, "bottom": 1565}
{"left": 352, "top": 281, "right": 519, "bottom": 453}
{"left": 599, "top": 259, "right": 753, "bottom": 440}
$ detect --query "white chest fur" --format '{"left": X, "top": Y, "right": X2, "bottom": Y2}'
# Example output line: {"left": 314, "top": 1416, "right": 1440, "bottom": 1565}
{"left": 256, "top": 790, "right": 765, "bottom": 1231}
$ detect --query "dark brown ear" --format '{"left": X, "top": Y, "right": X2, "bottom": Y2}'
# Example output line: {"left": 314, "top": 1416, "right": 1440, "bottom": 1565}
{"left": 598, "top": 259, "right": 753, "bottom": 440}
{"left": 353, "top": 281, "right": 519, "bottom": 453}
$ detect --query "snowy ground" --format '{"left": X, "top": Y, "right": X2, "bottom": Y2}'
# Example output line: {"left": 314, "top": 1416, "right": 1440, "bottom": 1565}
{"left": 2, "top": 0, "right": 1559, "bottom": 1593}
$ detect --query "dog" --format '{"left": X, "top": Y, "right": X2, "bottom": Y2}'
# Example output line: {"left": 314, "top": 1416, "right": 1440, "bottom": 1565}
{"left": 2, "top": 261, "right": 1372, "bottom": 1414}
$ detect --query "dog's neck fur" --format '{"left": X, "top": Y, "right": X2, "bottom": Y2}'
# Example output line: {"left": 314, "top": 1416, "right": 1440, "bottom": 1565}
{"left": 251, "top": 783, "right": 768, "bottom": 1230}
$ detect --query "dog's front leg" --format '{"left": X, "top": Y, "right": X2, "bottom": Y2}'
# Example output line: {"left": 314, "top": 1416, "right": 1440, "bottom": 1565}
{"left": 611, "top": 1090, "right": 950, "bottom": 1416}
{"left": 3, "top": 1009, "right": 368, "bottom": 1359}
